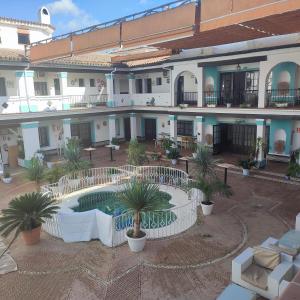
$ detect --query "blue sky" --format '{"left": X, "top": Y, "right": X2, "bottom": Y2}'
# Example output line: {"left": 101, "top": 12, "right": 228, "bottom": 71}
{"left": 2, "top": 0, "right": 169, "bottom": 35}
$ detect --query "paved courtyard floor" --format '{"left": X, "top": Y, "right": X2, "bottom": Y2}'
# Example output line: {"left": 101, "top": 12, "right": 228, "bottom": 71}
{"left": 1, "top": 145, "right": 299, "bottom": 299}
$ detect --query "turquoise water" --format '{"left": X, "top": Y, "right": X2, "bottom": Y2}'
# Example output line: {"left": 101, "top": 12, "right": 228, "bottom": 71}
{"left": 72, "top": 191, "right": 177, "bottom": 229}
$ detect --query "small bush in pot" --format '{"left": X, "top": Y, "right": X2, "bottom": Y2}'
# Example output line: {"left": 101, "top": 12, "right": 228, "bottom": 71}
{"left": 0, "top": 192, "right": 59, "bottom": 258}
{"left": 117, "top": 180, "right": 165, "bottom": 252}
{"left": 167, "top": 147, "right": 180, "bottom": 165}
{"left": 26, "top": 157, "right": 45, "bottom": 190}
{"left": 45, "top": 166, "right": 66, "bottom": 184}
{"left": 2, "top": 169, "right": 12, "bottom": 184}
{"left": 238, "top": 159, "right": 255, "bottom": 176}
{"left": 111, "top": 137, "right": 120, "bottom": 150}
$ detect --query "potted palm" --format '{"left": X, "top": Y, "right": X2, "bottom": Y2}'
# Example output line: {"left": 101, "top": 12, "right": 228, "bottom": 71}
{"left": 0, "top": 192, "right": 59, "bottom": 257}
{"left": 26, "top": 157, "right": 45, "bottom": 191}
{"left": 167, "top": 147, "right": 180, "bottom": 165}
{"left": 118, "top": 180, "right": 164, "bottom": 252}
{"left": 2, "top": 170, "right": 12, "bottom": 184}
{"left": 192, "top": 177, "right": 232, "bottom": 215}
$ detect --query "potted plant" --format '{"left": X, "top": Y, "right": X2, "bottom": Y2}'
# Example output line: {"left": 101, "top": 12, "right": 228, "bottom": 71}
{"left": 111, "top": 137, "right": 120, "bottom": 150}
{"left": 226, "top": 102, "right": 232, "bottom": 108}
{"left": 167, "top": 147, "right": 180, "bottom": 165}
{"left": 151, "top": 152, "right": 160, "bottom": 161}
{"left": 192, "top": 177, "right": 232, "bottom": 216}
{"left": 117, "top": 180, "right": 165, "bottom": 252}
{"left": 190, "top": 142, "right": 198, "bottom": 159}
{"left": 127, "top": 139, "right": 147, "bottom": 166}
{"left": 2, "top": 170, "right": 12, "bottom": 184}
{"left": 26, "top": 157, "right": 45, "bottom": 191}
{"left": 238, "top": 159, "right": 255, "bottom": 176}
{"left": 17, "top": 136, "right": 26, "bottom": 167}
{"left": 0, "top": 193, "right": 59, "bottom": 256}
{"left": 161, "top": 138, "right": 173, "bottom": 155}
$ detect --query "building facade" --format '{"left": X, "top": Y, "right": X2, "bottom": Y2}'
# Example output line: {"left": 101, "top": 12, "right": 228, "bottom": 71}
{"left": 0, "top": 7, "right": 300, "bottom": 169}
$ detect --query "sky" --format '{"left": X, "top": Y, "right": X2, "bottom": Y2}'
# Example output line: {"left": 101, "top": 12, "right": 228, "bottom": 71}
{"left": 1, "top": 0, "right": 169, "bottom": 35}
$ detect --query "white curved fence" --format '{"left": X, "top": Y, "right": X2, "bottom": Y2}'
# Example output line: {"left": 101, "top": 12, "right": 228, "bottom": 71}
{"left": 42, "top": 165, "right": 199, "bottom": 247}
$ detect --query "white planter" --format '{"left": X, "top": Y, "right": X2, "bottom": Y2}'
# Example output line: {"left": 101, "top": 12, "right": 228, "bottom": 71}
{"left": 126, "top": 232, "right": 146, "bottom": 252}
{"left": 201, "top": 202, "right": 214, "bottom": 216}
{"left": 171, "top": 159, "right": 177, "bottom": 166}
{"left": 207, "top": 104, "right": 216, "bottom": 108}
{"left": 2, "top": 177, "right": 12, "bottom": 184}
{"left": 275, "top": 103, "right": 288, "bottom": 108}
{"left": 242, "top": 169, "right": 250, "bottom": 176}
{"left": 226, "top": 103, "right": 232, "bottom": 108}
{"left": 113, "top": 145, "right": 120, "bottom": 150}
{"left": 192, "top": 153, "right": 197, "bottom": 159}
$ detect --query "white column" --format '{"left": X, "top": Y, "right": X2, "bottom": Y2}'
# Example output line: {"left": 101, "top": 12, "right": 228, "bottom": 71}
{"left": 197, "top": 67, "right": 204, "bottom": 107}
{"left": 16, "top": 71, "right": 35, "bottom": 112}
{"left": 256, "top": 119, "right": 266, "bottom": 161}
{"left": 105, "top": 73, "right": 115, "bottom": 107}
{"left": 258, "top": 61, "right": 268, "bottom": 108}
{"left": 59, "top": 72, "right": 69, "bottom": 110}
{"left": 196, "top": 116, "right": 205, "bottom": 144}
{"left": 130, "top": 113, "right": 137, "bottom": 140}
{"left": 128, "top": 73, "right": 135, "bottom": 106}
{"left": 169, "top": 115, "right": 177, "bottom": 144}
{"left": 21, "top": 122, "right": 40, "bottom": 162}
{"left": 63, "top": 118, "right": 72, "bottom": 146}
{"left": 109, "top": 114, "right": 116, "bottom": 142}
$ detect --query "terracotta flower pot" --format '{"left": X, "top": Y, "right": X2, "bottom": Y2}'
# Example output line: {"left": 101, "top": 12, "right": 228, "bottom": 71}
{"left": 21, "top": 226, "right": 41, "bottom": 245}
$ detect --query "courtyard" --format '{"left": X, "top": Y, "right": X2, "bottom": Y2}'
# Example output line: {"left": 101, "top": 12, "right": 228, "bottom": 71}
{"left": 1, "top": 143, "right": 299, "bottom": 300}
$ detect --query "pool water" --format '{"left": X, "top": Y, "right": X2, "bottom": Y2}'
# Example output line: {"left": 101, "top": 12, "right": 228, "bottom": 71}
{"left": 72, "top": 191, "right": 177, "bottom": 229}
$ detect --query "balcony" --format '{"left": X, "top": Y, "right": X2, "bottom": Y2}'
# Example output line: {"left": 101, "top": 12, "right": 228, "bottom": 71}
{"left": 0, "top": 94, "right": 108, "bottom": 114}
{"left": 176, "top": 92, "right": 198, "bottom": 107}
{"left": 266, "top": 89, "right": 300, "bottom": 108}
{"left": 203, "top": 90, "right": 258, "bottom": 108}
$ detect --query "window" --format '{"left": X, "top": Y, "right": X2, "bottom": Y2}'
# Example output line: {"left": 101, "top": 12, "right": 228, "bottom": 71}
{"left": 18, "top": 33, "right": 30, "bottom": 45}
{"left": 145, "top": 78, "right": 152, "bottom": 93}
{"left": 177, "top": 120, "right": 193, "bottom": 136}
{"left": 79, "top": 78, "right": 85, "bottom": 87}
{"left": 135, "top": 79, "right": 143, "bottom": 94}
{"left": 39, "top": 127, "right": 49, "bottom": 147}
{"left": 156, "top": 77, "right": 162, "bottom": 86}
{"left": 89, "top": 79, "right": 95, "bottom": 87}
{"left": 0, "top": 78, "right": 7, "bottom": 96}
{"left": 116, "top": 119, "right": 120, "bottom": 136}
{"left": 34, "top": 82, "right": 48, "bottom": 96}
{"left": 245, "top": 71, "right": 259, "bottom": 91}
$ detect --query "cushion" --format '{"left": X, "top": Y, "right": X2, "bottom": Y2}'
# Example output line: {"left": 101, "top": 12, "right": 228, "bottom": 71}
{"left": 242, "top": 264, "right": 270, "bottom": 290}
{"left": 269, "top": 244, "right": 298, "bottom": 257}
{"left": 253, "top": 246, "right": 280, "bottom": 270}
{"left": 279, "top": 230, "right": 300, "bottom": 252}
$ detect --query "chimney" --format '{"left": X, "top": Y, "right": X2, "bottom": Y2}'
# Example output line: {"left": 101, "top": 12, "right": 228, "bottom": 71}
{"left": 38, "top": 7, "right": 51, "bottom": 25}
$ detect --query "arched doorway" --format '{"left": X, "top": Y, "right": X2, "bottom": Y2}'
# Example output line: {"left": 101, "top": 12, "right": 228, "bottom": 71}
{"left": 175, "top": 71, "right": 198, "bottom": 106}
{"left": 266, "top": 62, "right": 300, "bottom": 107}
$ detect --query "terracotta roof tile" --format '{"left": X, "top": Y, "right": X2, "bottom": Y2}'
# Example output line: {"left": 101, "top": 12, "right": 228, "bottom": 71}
{"left": 125, "top": 55, "right": 170, "bottom": 67}
{"left": 0, "top": 48, "right": 27, "bottom": 62}
{"left": 50, "top": 54, "right": 112, "bottom": 67}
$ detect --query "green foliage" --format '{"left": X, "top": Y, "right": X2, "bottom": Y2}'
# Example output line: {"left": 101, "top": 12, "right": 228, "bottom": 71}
{"left": 238, "top": 159, "right": 255, "bottom": 170}
{"left": 167, "top": 147, "right": 180, "bottom": 160}
{"left": 64, "top": 138, "right": 81, "bottom": 164}
{"left": 111, "top": 137, "right": 120, "bottom": 145}
{"left": 45, "top": 166, "right": 66, "bottom": 184}
{"left": 17, "top": 137, "right": 25, "bottom": 159}
{"left": 161, "top": 138, "right": 174, "bottom": 151}
{"left": 287, "top": 162, "right": 300, "bottom": 178}
{"left": 0, "top": 192, "right": 59, "bottom": 237}
{"left": 3, "top": 168, "right": 10, "bottom": 178}
{"left": 118, "top": 180, "right": 166, "bottom": 237}
{"left": 66, "top": 160, "right": 91, "bottom": 175}
{"left": 26, "top": 157, "right": 44, "bottom": 185}
{"left": 127, "top": 139, "right": 147, "bottom": 166}
{"left": 193, "top": 145, "right": 220, "bottom": 178}
{"left": 192, "top": 177, "right": 232, "bottom": 204}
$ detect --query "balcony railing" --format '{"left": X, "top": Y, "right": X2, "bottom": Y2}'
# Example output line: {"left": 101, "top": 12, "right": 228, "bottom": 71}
{"left": 203, "top": 90, "right": 258, "bottom": 108}
{"left": 182, "top": 92, "right": 198, "bottom": 105}
{"left": 0, "top": 94, "right": 108, "bottom": 114}
{"left": 266, "top": 89, "right": 300, "bottom": 107}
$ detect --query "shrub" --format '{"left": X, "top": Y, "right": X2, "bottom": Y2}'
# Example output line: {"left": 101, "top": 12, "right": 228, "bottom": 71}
{"left": 45, "top": 166, "right": 66, "bottom": 184}
{"left": 127, "top": 139, "right": 147, "bottom": 166}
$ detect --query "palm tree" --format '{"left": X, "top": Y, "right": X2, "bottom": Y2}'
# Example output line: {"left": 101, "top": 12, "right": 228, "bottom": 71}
{"left": 193, "top": 145, "right": 220, "bottom": 179}
{"left": 117, "top": 180, "right": 164, "bottom": 238}
{"left": 0, "top": 192, "right": 59, "bottom": 258}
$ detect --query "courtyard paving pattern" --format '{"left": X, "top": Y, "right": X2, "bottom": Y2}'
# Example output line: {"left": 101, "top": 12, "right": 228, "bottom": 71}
{"left": 0, "top": 146, "right": 299, "bottom": 299}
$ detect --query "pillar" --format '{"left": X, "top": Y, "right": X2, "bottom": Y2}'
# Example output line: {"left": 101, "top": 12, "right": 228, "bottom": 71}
{"left": 105, "top": 73, "right": 115, "bottom": 108}
{"left": 169, "top": 115, "right": 177, "bottom": 144}
{"left": 130, "top": 113, "right": 137, "bottom": 140}
{"left": 63, "top": 118, "right": 72, "bottom": 146}
{"left": 256, "top": 119, "right": 266, "bottom": 161}
{"left": 258, "top": 61, "right": 268, "bottom": 108}
{"left": 16, "top": 71, "right": 35, "bottom": 112}
{"left": 197, "top": 67, "right": 204, "bottom": 107}
{"left": 128, "top": 73, "right": 135, "bottom": 106}
{"left": 59, "top": 72, "right": 69, "bottom": 110}
{"left": 196, "top": 116, "right": 205, "bottom": 144}
{"left": 109, "top": 114, "right": 116, "bottom": 142}
{"left": 21, "top": 122, "right": 40, "bottom": 162}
